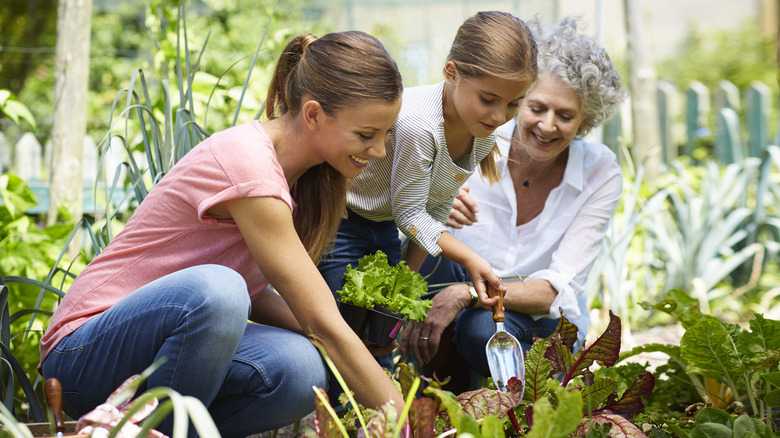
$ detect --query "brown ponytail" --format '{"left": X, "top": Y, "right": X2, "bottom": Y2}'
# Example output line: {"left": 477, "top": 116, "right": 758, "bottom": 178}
{"left": 265, "top": 31, "right": 403, "bottom": 262}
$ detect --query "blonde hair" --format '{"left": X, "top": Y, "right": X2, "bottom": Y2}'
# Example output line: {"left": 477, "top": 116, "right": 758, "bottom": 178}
{"left": 447, "top": 11, "right": 538, "bottom": 184}
{"left": 265, "top": 31, "right": 403, "bottom": 263}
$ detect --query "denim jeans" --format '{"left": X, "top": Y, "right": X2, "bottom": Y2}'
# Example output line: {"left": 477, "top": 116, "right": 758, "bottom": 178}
{"left": 41, "top": 265, "right": 327, "bottom": 438}
{"left": 318, "top": 209, "right": 403, "bottom": 294}
{"left": 419, "top": 255, "right": 563, "bottom": 378}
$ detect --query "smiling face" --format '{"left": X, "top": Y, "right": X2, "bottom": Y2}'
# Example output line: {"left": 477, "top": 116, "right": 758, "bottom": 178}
{"left": 444, "top": 61, "right": 533, "bottom": 139}
{"left": 517, "top": 74, "right": 587, "bottom": 162}
{"left": 316, "top": 97, "right": 402, "bottom": 179}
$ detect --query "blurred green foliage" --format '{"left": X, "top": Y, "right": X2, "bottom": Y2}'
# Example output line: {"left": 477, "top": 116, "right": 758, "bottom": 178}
{"left": 657, "top": 19, "right": 778, "bottom": 93}
{"left": 1, "top": 0, "right": 327, "bottom": 140}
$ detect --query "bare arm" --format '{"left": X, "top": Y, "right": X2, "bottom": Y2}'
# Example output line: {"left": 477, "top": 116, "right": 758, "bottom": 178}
{"left": 501, "top": 279, "right": 557, "bottom": 314}
{"left": 249, "top": 287, "right": 303, "bottom": 333}
{"left": 226, "top": 196, "right": 405, "bottom": 409}
{"left": 403, "top": 241, "right": 428, "bottom": 272}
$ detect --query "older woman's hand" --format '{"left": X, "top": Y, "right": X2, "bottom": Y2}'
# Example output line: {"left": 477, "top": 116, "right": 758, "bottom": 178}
{"left": 446, "top": 185, "right": 479, "bottom": 229}
{"left": 400, "top": 284, "right": 473, "bottom": 366}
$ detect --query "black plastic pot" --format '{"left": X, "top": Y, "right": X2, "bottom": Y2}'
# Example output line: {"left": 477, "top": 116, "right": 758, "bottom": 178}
{"left": 367, "top": 305, "right": 405, "bottom": 348}
{"left": 338, "top": 302, "right": 370, "bottom": 338}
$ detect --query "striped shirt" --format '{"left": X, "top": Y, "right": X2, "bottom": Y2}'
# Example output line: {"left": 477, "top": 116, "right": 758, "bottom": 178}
{"left": 347, "top": 81, "right": 497, "bottom": 256}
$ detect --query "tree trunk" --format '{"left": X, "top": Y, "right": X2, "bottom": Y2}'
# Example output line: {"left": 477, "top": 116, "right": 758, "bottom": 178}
{"left": 49, "top": 0, "right": 92, "bottom": 231}
{"left": 624, "top": 0, "right": 661, "bottom": 183}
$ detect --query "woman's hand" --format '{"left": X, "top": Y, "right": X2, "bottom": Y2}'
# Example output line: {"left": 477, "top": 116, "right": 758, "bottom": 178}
{"left": 446, "top": 185, "right": 479, "bottom": 229}
{"left": 400, "top": 284, "right": 472, "bottom": 366}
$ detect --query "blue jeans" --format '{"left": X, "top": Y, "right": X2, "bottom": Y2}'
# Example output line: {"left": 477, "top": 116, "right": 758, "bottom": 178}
{"left": 318, "top": 209, "right": 403, "bottom": 294}
{"left": 419, "top": 256, "right": 562, "bottom": 378}
{"left": 41, "top": 265, "right": 327, "bottom": 438}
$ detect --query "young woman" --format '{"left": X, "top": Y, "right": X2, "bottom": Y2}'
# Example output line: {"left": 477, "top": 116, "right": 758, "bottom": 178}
{"left": 401, "top": 16, "right": 628, "bottom": 394}
{"left": 40, "top": 31, "right": 405, "bottom": 437}
{"left": 318, "top": 11, "right": 538, "bottom": 308}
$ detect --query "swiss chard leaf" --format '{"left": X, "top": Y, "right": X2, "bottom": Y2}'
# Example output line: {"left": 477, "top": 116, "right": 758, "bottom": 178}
{"left": 732, "top": 414, "right": 774, "bottom": 438}
{"left": 526, "top": 380, "right": 583, "bottom": 438}
{"left": 456, "top": 384, "right": 522, "bottom": 420}
{"left": 736, "top": 313, "right": 780, "bottom": 373}
{"left": 396, "top": 362, "right": 417, "bottom": 400}
{"left": 580, "top": 377, "right": 618, "bottom": 414}
{"left": 574, "top": 412, "right": 648, "bottom": 437}
{"left": 640, "top": 288, "right": 716, "bottom": 329}
{"left": 424, "top": 386, "right": 480, "bottom": 436}
{"left": 410, "top": 397, "right": 436, "bottom": 438}
{"left": 681, "top": 319, "right": 744, "bottom": 379}
{"left": 523, "top": 336, "right": 553, "bottom": 403}
{"left": 547, "top": 310, "right": 621, "bottom": 385}
{"left": 594, "top": 372, "right": 655, "bottom": 419}
{"left": 312, "top": 387, "right": 342, "bottom": 438}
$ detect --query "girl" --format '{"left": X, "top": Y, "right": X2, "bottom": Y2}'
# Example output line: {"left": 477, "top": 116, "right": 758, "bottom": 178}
{"left": 40, "top": 31, "right": 405, "bottom": 437}
{"left": 319, "top": 11, "right": 538, "bottom": 306}
{"left": 402, "top": 15, "right": 628, "bottom": 393}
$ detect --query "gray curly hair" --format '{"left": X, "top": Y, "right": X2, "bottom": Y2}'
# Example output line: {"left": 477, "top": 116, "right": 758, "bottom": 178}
{"left": 527, "top": 16, "right": 628, "bottom": 136}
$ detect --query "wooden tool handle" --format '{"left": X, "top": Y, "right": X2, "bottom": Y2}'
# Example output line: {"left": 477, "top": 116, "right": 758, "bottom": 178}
{"left": 486, "top": 284, "right": 505, "bottom": 323}
{"left": 45, "top": 377, "right": 65, "bottom": 435}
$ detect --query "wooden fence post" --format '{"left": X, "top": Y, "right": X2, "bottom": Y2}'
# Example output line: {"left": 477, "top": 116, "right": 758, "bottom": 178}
{"left": 716, "top": 80, "right": 741, "bottom": 113}
{"left": 657, "top": 81, "right": 678, "bottom": 166}
{"left": 686, "top": 81, "right": 710, "bottom": 157}
{"left": 0, "top": 132, "right": 10, "bottom": 174}
{"left": 716, "top": 107, "right": 744, "bottom": 163}
{"left": 746, "top": 81, "right": 771, "bottom": 158}
{"left": 14, "top": 133, "right": 42, "bottom": 181}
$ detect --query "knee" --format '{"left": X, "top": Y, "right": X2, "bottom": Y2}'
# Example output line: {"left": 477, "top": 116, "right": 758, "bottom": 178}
{"left": 453, "top": 310, "right": 493, "bottom": 350}
{"left": 281, "top": 339, "right": 328, "bottom": 397}
{"left": 246, "top": 337, "right": 327, "bottom": 416}
{"left": 182, "top": 265, "right": 250, "bottom": 330}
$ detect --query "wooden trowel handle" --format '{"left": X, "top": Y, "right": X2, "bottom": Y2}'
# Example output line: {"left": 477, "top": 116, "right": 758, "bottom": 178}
{"left": 45, "top": 377, "right": 65, "bottom": 435}
{"left": 486, "top": 285, "right": 505, "bottom": 323}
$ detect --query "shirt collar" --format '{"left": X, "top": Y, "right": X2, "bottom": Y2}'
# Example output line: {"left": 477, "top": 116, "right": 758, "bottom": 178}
{"left": 495, "top": 119, "right": 585, "bottom": 192}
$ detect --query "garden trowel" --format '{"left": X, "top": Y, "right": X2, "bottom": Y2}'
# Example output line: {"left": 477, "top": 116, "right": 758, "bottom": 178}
{"left": 484, "top": 284, "right": 525, "bottom": 397}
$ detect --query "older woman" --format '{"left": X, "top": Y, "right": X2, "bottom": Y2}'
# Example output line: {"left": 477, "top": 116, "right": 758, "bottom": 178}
{"left": 400, "top": 16, "right": 628, "bottom": 393}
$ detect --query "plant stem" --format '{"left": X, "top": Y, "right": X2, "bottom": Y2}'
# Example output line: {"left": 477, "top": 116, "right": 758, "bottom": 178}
{"left": 508, "top": 408, "right": 522, "bottom": 437}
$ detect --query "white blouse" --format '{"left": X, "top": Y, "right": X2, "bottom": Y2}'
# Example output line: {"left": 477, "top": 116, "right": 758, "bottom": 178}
{"left": 452, "top": 119, "right": 623, "bottom": 339}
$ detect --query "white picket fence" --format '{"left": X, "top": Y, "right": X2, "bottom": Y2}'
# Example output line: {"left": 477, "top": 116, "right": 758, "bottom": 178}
{"left": 1, "top": 131, "right": 133, "bottom": 215}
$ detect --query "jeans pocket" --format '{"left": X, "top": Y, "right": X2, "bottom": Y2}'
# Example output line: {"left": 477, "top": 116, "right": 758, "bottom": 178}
{"left": 61, "top": 389, "right": 93, "bottom": 420}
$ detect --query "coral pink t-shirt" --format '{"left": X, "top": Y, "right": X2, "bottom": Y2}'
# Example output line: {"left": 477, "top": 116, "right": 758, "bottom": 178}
{"left": 39, "top": 120, "right": 293, "bottom": 363}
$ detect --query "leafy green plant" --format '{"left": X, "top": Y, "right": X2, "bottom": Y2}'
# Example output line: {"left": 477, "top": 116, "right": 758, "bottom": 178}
{"left": 0, "top": 90, "right": 36, "bottom": 130}
{"left": 338, "top": 251, "right": 431, "bottom": 321}
{"left": 633, "top": 289, "right": 780, "bottom": 433}
{"left": 669, "top": 406, "right": 776, "bottom": 438}
{"left": 643, "top": 159, "right": 764, "bottom": 316}
{"left": 519, "top": 311, "right": 654, "bottom": 437}
{"left": 0, "top": 0, "right": 281, "bottom": 425}
{"left": 305, "top": 311, "right": 653, "bottom": 437}
{"left": 0, "top": 361, "right": 221, "bottom": 438}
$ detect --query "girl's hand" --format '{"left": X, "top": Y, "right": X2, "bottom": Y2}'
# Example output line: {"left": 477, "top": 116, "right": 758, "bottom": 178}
{"left": 446, "top": 185, "right": 479, "bottom": 229}
{"left": 464, "top": 256, "right": 504, "bottom": 308}
{"left": 399, "top": 285, "right": 471, "bottom": 365}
